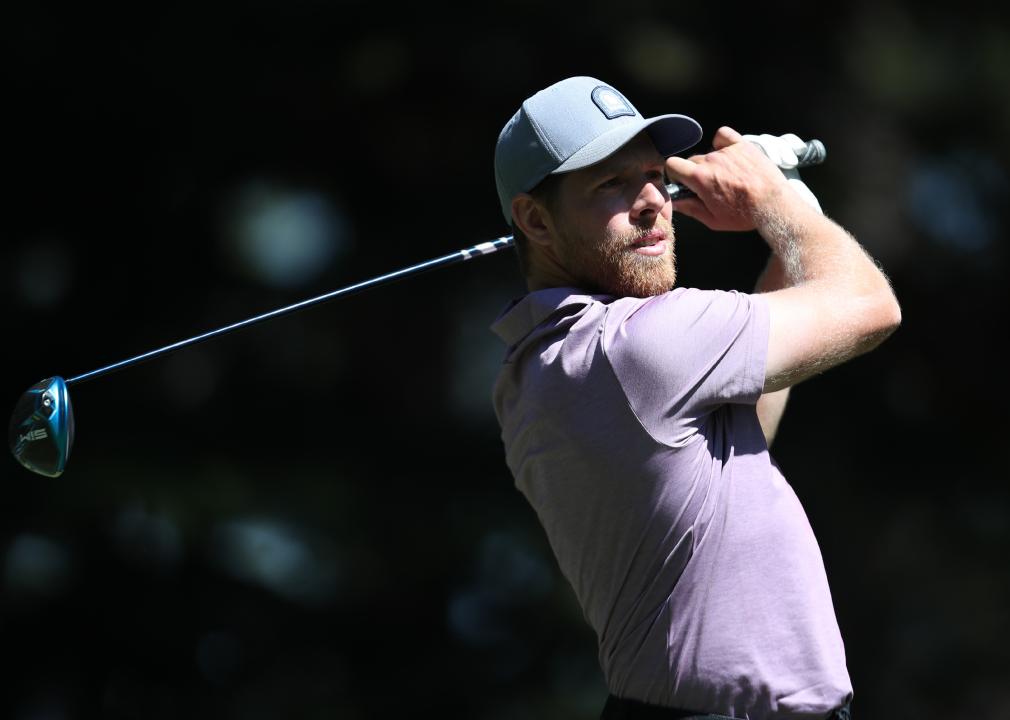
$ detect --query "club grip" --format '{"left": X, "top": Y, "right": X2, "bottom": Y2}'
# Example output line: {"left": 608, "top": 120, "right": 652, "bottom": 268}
{"left": 796, "top": 138, "right": 826, "bottom": 166}
{"left": 667, "top": 138, "right": 826, "bottom": 201}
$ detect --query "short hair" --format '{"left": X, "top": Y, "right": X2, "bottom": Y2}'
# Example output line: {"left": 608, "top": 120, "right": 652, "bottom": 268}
{"left": 511, "top": 172, "right": 566, "bottom": 278}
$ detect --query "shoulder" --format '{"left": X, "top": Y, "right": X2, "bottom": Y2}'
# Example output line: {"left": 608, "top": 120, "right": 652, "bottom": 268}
{"left": 604, "top": 287, "right": 766, "bottom": 343}
{"left": 602, "top": 288, "right": 770, "bottom": 412}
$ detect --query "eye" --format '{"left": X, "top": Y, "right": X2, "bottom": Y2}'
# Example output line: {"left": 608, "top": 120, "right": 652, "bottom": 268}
{"left": 597, "top": 177, "right": 622, "bottom": 190}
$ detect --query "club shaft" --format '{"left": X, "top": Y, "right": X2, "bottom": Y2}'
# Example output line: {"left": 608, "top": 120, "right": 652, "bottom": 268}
{"left": 65, "top": 236, "right": 515, "bottom": 386}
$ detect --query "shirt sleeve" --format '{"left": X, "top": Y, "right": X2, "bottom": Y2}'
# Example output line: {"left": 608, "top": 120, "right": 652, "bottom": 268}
{"left": 602, "top": 287, "right": 770, "bottom": 447}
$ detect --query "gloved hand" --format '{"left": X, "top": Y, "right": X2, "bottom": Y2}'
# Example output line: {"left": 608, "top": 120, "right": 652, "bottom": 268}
{"left": 742, "top": 133, "right": 823, "bottom": 214}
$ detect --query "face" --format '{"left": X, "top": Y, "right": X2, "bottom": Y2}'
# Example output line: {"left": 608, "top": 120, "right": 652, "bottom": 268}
{"left": 549, "top": 133, "right": 676, "bottom": 298}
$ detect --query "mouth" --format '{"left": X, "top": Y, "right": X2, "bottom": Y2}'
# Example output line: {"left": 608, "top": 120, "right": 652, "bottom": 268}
{"left": 630, "top": 230, "right": 669, "bottom": 257}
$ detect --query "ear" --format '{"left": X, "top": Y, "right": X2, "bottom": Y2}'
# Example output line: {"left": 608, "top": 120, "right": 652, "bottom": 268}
{"left": 511, "top": 194, "right": 556, "bottom": 247}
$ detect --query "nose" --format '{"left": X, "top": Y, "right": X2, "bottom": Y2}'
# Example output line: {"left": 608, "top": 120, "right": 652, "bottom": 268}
{"left": 631, "top": 177, "right": 667, "bottom": 221}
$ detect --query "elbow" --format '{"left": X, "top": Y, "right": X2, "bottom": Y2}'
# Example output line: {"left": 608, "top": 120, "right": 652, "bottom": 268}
{"left": 860, "top": 290, "right": 902, "bottom": 351}
{"left": 880, "top": 291, "right": 902, "bottom": 337}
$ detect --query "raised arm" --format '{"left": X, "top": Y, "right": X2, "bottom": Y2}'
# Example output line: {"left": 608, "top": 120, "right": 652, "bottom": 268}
{"left": 666, "top": 126, "right": 901, "bottom": 395}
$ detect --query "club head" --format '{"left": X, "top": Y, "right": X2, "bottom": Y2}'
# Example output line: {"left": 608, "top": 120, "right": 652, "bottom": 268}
{"left": 9, "top": 376, "right": 75, "bottom": 478}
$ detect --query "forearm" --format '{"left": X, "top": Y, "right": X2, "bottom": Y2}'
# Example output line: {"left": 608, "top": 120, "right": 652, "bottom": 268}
{"left": 755, "top": 250, "right": 788, "bottom": 294}
{"left": 754, "top": 252, "right": 791, "bottom": 446}
{"left": 755, "top": 189, "right": 896, "bottom": 306}
{"left": 755, "top": 187, "right": 901, "bottom": 389}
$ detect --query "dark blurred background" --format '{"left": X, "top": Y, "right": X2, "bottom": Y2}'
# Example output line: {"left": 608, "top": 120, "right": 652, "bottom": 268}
{"left": 3, "top": 2, "right": 1009, "bottom": 718}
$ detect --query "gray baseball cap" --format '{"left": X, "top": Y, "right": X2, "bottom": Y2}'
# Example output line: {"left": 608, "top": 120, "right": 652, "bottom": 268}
{"left": 494, "top": 76, "right": 703, "bottom": 224}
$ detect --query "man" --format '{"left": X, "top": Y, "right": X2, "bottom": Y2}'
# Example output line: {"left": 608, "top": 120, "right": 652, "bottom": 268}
{"left": 489, "top": 76, "right": 900, "bottom": 719}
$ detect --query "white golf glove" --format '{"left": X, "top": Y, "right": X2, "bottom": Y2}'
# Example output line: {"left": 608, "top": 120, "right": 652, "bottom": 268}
{"left": 742, "top": 133, "right": 823, "bottom": 214}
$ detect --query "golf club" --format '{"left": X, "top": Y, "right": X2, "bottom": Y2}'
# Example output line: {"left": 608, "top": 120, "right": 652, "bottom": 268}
{"left": 9, "top": 138, "right": 826, "bottom": 478}
{"left": 8, "top": 235, "right": 514, "bottom": 478}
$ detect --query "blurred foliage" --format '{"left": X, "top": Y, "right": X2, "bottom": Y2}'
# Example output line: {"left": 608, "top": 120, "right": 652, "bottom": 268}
{"left": 3, "top": 2, "right": 1009, "bottom": 718}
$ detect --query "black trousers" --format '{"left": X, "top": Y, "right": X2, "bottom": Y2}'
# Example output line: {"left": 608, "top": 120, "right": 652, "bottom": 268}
{"left": 600, "top": 694, "right": 853, "bottom": 720}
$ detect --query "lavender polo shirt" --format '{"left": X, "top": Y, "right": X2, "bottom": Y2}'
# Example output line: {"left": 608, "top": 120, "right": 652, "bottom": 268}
{"left": 490, "top": 287, "right": 853, "bottom": 719}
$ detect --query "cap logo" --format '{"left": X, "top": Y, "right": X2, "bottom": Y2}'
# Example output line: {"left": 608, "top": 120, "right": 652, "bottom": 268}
{"left": 591, "top": 86, "right": 635, "bottom": 119}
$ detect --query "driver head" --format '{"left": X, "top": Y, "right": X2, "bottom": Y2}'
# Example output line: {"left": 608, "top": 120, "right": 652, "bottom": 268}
{"left": 9, "top": 376, "right": 74, "bottom": 478}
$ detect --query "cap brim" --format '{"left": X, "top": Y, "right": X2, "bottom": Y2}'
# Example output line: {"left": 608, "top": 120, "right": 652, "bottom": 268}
{"left": 553, "top": 114, "right": 702, "bottom": 174}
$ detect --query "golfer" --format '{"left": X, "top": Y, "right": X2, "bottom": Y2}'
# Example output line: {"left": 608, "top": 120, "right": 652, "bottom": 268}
{"left": 490, "top": 76, "right": 900, "bottom": 719}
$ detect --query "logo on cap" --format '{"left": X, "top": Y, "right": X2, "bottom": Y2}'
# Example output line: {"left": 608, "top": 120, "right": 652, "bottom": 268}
{"left": 591, "top": 86, "right": 635, "bottom": 119}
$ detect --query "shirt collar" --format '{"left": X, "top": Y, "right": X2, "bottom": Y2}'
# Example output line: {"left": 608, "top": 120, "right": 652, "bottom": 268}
{"left": 490, "top": 287, "right": 609, "bottom": 347}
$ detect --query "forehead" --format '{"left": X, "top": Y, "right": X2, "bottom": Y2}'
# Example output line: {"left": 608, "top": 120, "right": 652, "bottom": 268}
{"left": 581, "top": 132, "right": 663, "bottom": 178}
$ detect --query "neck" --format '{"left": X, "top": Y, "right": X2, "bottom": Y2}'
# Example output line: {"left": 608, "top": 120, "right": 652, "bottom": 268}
{"left": 526, "top": 244, "right": 579, "bottom": 291}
